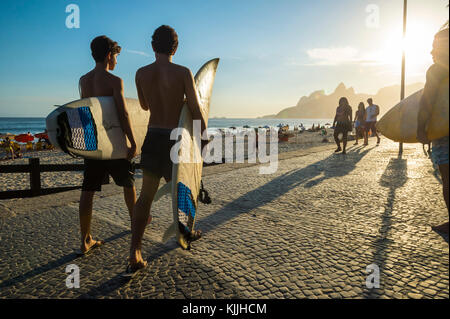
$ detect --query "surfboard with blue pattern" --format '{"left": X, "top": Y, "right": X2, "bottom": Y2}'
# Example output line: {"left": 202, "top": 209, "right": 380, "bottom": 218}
{"left": 177, "top": 182, "right": 196, "bottom": 233}
{"left": 170, "top": 58, "right": 219, "bottom": 250}
{"left": 65, "top": 106, "right": 98, "bottom": 151}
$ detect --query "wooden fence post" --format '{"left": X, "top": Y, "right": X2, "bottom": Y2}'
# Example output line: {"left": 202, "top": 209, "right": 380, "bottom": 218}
{"left": 29, "top": 158, "right": 41, "bottom": 196}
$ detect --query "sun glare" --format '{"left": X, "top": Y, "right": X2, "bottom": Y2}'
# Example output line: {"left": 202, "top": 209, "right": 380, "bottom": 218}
{"left": 380, "top": 22, "right": 437, "bottom": 72}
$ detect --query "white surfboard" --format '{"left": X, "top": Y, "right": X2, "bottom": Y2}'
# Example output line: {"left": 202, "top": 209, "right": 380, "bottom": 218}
{"left": 46, "top": 97, "right": 149, "bottom": 159}
{"left": 154, "top": 58, "right": 219, "bottom": 249}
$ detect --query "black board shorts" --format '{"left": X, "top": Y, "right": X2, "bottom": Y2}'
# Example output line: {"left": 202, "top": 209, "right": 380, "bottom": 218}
{"left": 140, "top": 128, "right": 175, "bottom": 181}
{"left": 365, "top": 121, "right": 377, "bottom": 133}
{"left": 82, "top": 159, "right": 135, "bottom": 192}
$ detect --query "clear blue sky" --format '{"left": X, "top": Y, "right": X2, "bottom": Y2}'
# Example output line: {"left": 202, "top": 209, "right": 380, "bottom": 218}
{"left": 0, "top": 0, "right": 448, "bottom": 117}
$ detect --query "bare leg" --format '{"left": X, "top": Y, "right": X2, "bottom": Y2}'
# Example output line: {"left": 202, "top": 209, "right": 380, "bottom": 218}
{"left": 129, "top": 171, "right": 160, "bottom": 267}
{"left": 363, "top": 129, "right": 369, "bottom": 145}
{"left": 123, "top": 186, "right": 136, "bottom": 220}
{"left": 374, "top": 127, "right": 381, "bottom": 144}
{"left": 79, "top": 191, "right": 102, "bottom": 252}
{"left": 433, "top": 163, "right": 449, "bottom": 234}
{"left": 441, "top": 163, "right": 449, "bottom": 213}
{"left": 342, "top": 131, "right": 348, "bottom": 154}
{"left": 334, "top": 131, "right": 341, "bottom": 152}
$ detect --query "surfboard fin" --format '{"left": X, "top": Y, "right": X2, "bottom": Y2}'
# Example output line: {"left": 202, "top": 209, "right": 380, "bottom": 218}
{"left": 153, "top": 182, "right": 172, "bottom": 202}
{"left": 162, "top": 222, "right": 178, "bottom": 243}
{"left": 162, "top": 222, "right": 191, "bottom": 250}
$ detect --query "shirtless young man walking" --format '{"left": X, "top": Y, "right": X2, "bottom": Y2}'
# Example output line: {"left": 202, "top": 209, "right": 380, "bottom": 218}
{"left": 78, "top": 36, "right": 137, "bottom": 255}
{"left": 127, "top": 26, "right": 206, "bottom": 273}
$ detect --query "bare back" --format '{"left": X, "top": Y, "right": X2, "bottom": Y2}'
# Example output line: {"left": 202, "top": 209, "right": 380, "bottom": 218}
{"left": 136, "top": 62, "right": 199, "bottom": 129}
{"left": 79, "top": 69, "right": 118, "bottom": 98}
{"left": 79, "top": 66, "right": 137, "bottom": 155}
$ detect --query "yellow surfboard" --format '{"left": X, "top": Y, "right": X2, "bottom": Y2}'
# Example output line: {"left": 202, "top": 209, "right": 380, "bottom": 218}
{"left": 376, "top": 78, "right": 449, "bottom": 143}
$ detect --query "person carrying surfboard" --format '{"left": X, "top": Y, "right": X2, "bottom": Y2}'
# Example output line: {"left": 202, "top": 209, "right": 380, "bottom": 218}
{"left": 127, "top": 25, "right": 206, "bottom": 274}
{"left": 364, "top": 98, "right": 381, "bottom": 145}
{"left": 77, "top": 36, "right": 138, "bottom": 255}
{"left": 417, "top": 27, "right": 449, "bottom": 235}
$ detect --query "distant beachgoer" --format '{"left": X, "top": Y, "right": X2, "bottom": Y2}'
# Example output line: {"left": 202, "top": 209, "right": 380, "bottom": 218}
{"left": 36, "top": 139, "right": 43, "bottom": 151}
{"left": 332, "top": 97, "right": 353, "bottom": 154}
{"left": 4, "top": 137, "right": 15, "bottom": 160}
{"left": 364, "top": 98, "right": 381, "bottom": 145}
{"left": 354, "top": 102, "right": 366, "bottom": 145}
{"left": 26, "top": 141, "right": 33, "bottom": 151}
{"left": 77, "top": 35, "right": 138, "bottom": 256}
{"left": 254, "top": 127, "right": 259, "bottom": 151}
{"left": 43, "top": 129, "right": 51, "bottom": 147}
{"left": 417, "top": 27, "right": 449, "bottom": 235}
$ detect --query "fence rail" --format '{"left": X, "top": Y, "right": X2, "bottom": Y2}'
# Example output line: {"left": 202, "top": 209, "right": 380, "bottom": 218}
{"left": 0, "top": 158, "right": 101, "bottom": 199}
{"left": 0, "top": 157, "right": 223, "bottom": 200}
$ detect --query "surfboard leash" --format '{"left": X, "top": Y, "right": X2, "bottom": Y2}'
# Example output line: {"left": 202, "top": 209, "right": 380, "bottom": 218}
{"left": 198, "top": 180, "right": 211, "bottom": 204}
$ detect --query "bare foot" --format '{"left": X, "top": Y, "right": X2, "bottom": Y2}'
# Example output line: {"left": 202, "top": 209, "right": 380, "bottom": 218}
{"left": 123, "top": 258, "right": 148, "bottom": 277}
{"left": 129, "top": 249, "right": 147, "bottom": 267}
{"left": 432, "top": 222, "right": 449, "bottom": 235}
{"left": 80, "top": 235, "right": 104, "bottom": 255}
{"left": 129, "top": 259, "right": 147, "bottom": 269}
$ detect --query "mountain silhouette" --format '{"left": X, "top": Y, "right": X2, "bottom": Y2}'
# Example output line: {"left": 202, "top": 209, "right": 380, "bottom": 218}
{"left": 261, "top": 82, "right": 424, "bottom": 119}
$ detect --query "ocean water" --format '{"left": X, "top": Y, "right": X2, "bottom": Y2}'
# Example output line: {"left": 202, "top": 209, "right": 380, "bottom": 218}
{"left": 208, "top": 118, "right": 333, "bottom": 130}
{"left": 0, "top": 117, "right": 333, "bottom": 136}
{"left": 0, "top": 118, "right": 47, "bottom": 135}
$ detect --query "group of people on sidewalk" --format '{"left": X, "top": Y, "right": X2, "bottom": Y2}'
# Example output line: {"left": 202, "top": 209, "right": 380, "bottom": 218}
{"left": 330, "top": 28, "right": 449, "bottom": 236}
{"left": 72, "top": 24, "right": 448, "bottom": 279}
{"left": 332, "top": 97, "right": 381, "bottom": 154}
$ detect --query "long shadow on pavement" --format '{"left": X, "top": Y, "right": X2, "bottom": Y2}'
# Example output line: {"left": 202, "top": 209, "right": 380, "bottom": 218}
{"left": 80, "top": 146, "right": 375, "bottom": 296}
{"left": 0, "top": 230, "right": 130, "bottom": 291}
{"left": 364, "top": 154, "right": 408, "bottom": 298}
{"left": 198, "top": 145, "right": 375, "bottom": 234}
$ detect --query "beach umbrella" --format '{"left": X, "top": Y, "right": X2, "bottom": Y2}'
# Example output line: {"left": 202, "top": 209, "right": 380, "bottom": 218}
{"left": 34, "top": 132, "right": 49, "bottom": 139}
{"left": 14, "top": 134, "right": 34, "bottom": 143}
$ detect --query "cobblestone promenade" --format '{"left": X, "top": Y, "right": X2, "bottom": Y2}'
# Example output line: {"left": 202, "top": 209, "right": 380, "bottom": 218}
{"left": 0, "top": 139, "right": 448, "bottom": 299}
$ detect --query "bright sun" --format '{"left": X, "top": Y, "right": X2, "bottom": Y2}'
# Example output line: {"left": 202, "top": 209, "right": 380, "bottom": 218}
{"left": 381, "top": 22, "right": 436, "bottom": 71}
